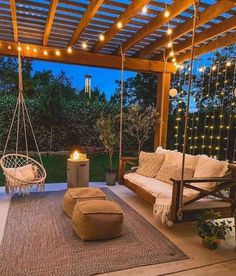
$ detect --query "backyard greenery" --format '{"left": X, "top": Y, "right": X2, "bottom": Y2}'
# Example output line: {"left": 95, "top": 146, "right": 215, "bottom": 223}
{"left": 0, "top": 154, "right": 119, "bottom": 187}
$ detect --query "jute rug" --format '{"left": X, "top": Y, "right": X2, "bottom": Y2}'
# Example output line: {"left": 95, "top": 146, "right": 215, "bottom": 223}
{"left": 0, "top": 188, "right": 188, "bottom": 275}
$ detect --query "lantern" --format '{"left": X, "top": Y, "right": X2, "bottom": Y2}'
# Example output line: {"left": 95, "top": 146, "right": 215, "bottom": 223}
{"left": 169, "top": 88, "right": 178, "bottom": 97}
{"left": 84, "top": 74, "right": 92, "bottom": 98}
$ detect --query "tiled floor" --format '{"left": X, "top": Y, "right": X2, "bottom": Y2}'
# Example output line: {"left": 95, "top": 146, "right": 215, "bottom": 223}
{"left": 0, "top": 183, "right": 235, "bottom": 275}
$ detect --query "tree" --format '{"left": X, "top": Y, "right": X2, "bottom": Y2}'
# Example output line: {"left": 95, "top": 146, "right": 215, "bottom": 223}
{"left": 96, "top": 114, "right": 117, "bottom": 171}
{"left": 124, "top": 104, "right": 157, "bottom": 155}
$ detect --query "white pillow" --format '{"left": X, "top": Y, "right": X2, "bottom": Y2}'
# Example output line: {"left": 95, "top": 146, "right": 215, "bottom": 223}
{"left": 6, "top": 164, "right": 36, "bottom": 182}
{"left": 165, "top": 151, "right": 198, "bottom": 171}
{"left": 193, "top": 155, "right": 228, "bottom": 190}
{"left": 155, "top": 162, "right": 194, "bottom": 184}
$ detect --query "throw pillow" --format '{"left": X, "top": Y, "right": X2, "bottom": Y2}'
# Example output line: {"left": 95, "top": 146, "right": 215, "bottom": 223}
{"left": 6, "top": 164, "right": 36, "bottom": 182}
{"left": 136, "top": 151, "right": 165, "bottom": 178}
{"left": 193, "top": 155, "right": 228, "bottom": 190}
{"left": 155, "top": 161, "right": 194, "bottom": 184}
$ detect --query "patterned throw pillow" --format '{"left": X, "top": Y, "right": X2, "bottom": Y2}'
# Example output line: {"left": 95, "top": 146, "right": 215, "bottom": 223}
{"left": 136, "top": 151, "right": 165, "bottom": 178}
{"left": 155, "top": 161, "right": 194, "bottom": 184}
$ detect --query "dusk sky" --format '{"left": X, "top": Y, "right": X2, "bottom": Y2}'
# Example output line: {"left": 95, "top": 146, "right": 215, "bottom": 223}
{"left": 33, "top": 60, "right": 136, "bottom": 99}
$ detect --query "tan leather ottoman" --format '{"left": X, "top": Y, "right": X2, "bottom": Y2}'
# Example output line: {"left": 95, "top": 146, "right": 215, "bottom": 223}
{"left": 72, "top": 200, "right": 124, "bottom": 241}
{"left": 63, "top": 187, "right": 106, "bottom": 218}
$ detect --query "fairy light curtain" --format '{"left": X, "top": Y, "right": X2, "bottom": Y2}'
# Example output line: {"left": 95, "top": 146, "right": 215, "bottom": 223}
{"left": 169, "top": 46, "right": 236, "bottom": 163}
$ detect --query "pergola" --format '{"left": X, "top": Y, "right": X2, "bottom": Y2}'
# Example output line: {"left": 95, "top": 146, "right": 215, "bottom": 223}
{"left": 0, "top": 0, "right": 236, "bottom": 148}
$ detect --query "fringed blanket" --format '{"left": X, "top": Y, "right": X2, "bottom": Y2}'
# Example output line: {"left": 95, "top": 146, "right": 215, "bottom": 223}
{"left": 153, "top": 198, "right": 173, "bottom": 226}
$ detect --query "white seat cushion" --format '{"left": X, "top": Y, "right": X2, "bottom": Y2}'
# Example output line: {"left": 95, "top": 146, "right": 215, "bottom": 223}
{"left": 124, "top": 172, "right": 198, "bottom": 201}
{"left": 5, "top": 164, "right": 36, "bottom": 181}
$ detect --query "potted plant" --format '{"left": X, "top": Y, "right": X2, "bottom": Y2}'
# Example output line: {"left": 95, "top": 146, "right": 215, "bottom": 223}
{"left": 96, "top": 114, "right": 117, "bottom": 186}
{"left": 196, "top": 209, "right": 233, "bottom": 250}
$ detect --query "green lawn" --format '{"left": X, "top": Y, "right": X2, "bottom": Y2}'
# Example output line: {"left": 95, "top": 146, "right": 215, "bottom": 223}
{"left": 0, "top": 153, "right": 119, "bottom": 186}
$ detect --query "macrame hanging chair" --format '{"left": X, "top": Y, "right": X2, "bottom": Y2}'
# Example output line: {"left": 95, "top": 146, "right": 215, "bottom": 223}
{"left": 0, "top": 44, "right": 46, "bottom": 193}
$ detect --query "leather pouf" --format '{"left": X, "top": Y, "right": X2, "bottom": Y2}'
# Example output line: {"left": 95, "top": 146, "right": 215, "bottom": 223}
{"left": 72, "top": 199, "right": 124, "bottom": 241}
{"left": 63, "top": 187, "right": 106, "bottom": 218}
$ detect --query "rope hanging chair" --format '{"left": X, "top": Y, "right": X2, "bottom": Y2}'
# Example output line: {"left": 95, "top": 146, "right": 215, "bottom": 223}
{"left": 0, "top": 44, "right": 46, "bottom": 193}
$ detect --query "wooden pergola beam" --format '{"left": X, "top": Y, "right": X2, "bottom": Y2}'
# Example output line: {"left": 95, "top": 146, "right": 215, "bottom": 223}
{"left": 68, "top": 0, "right": 104, "bottom": 47}
{"left": 177, "top": 31, "right": 236, "bottom": 63}
{"left": 92, "top": 0, "right": 151, "bottom": 53}
{"left": 0, "top": 41, "right": 176, "bottom": 73}
{"left": 43, "top": 0, "right": 58, "bottom": 46}
{"left": 137, "top": 0, "right": 236, "bottom": 58}
{"left": 10, "top": 0, "right": 18, "bottom": 43}
{"left": 157, "top": 14, "right": 236, "bottom": 60}
{"left": 117, "top": 0, "right": 194, "bottom": 54}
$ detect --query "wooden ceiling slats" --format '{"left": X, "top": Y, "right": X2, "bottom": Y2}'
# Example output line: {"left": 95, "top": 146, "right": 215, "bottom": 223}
{"left": 0, "top": 0, "right": 235, "bottom": 63}
{"left": 137, "top": 0, "right": 236, "bottom": 58}
{"left": 117, "top": 0, "right": 194, "bottom": 54}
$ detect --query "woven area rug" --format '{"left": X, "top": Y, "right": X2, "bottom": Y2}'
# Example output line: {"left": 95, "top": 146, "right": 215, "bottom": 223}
{"left": 0, "top": 188, "right": 188, "bottom": 275}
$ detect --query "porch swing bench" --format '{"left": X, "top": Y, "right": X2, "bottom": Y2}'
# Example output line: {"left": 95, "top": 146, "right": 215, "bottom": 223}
{"left": 119, "top": 151, "right": 236, "bottom": 224}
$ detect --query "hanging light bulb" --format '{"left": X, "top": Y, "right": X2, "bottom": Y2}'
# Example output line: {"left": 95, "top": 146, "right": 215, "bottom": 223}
{"left": 67, "top": 46, "right": 72, "bottom": 53}
{"left": 226, "top": 61, "right": 231, "bottom": 67}
{"left": 212, "top": 65, "right": 217, "bottom": 71}
{"left": 172, "top": 58, "right": 176, "bottom": 63}
{"left": 169, "top": 51, "right": 174, "bottom": 57}
{"left": 167, "top": 41, "right": 172, "bottom": 48}
{"left": 167, "top": 28, "right": 172, "bottom": 35}
{"left": 164, "top": 10, "right": 170, "bottom": 18}
{"left": 169, "top": 88, "right": 178, "bottom": 97}
{"left": 8, "top": 45, "right": 12, "bottom": 50}
{"left": 117, "top": 21, "right": 122, "bottom": 29}
{"left": 55, "top": 50, "right": 61, "bottom": 56}
{"left": 17, "top": 46, "right": 22, "bottom": 51}
{"left": 26, "top": 46, "right": 30, "bottom": 50}
{"left": 82, "top": 42, "right": 87, "bottom": 49}
{"left": 43, "top": 50, "right": 48, "bottom": 56}
{"left": 33, "top": 48, "right": 37, "bottom": 53}
{"left": 142, "top": 6, "right": 148, "bottom": 14}
{"left": 99, "top": 33, "right": 105, "bottom": 41}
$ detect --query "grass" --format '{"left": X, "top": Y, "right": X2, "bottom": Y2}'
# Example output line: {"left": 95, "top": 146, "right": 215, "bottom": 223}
{"left": 0, "top": 153, "right": 119, "bottom": 186}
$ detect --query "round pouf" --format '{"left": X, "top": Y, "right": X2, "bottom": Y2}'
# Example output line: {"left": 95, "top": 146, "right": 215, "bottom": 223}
{"left": 72, "top": 200, "right": 124, "bottom": 241}
{"left": 63, "top": 187, "right": 106, "bottom": 218}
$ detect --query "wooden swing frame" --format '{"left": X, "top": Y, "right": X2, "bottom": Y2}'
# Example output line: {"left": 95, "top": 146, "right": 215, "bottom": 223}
{"left": 119, "top": 158, "right": 236, "bottom": 224}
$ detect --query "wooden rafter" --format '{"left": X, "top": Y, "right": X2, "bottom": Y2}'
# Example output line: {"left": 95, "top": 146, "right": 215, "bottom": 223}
{"left": 10, "top": 0, "right": 18, "bottom": 43}
{"left": 42, "top": 0, "right": 58, "bottom": 46}
{"left": 116, "top": 0, "right": 194, "bottom": 54}
{"left": 177, "top": 31, "right": 236, "bottom": 63}
{"left": 68, "top": 0, "right": 104, "bottom": 47}
{"left": 92, "top": 0, "right": 151, "bottom": 53}
{"left": 0, "top": 41, "right": 176, "bottom": 73}
{"left": 137, "top": 0, "right": 236, "bottom": 58}
{"left": 161, "top": 15, "right": 236, "bottom": 59}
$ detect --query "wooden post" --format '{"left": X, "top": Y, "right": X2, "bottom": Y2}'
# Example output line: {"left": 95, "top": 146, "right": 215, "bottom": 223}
{"left": 154, "top": 72, "right": 171, "bottom": 149}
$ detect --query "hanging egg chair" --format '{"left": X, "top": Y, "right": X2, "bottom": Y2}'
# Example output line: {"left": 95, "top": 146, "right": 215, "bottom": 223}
{"left": 0, "top": 44, "right": 46, "bottom": 193}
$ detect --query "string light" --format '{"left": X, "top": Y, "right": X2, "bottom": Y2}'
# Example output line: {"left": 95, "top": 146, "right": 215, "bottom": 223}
{"left": 43, "top": 50, "right": 48, "bottom": 56}
{"left": 117, "top": 21, "right": 122, "bottom": 29}
{"left": 33, "top": 48, "right": 37, "bottom": 53}
{"left": 17, "top": 46, "right": 22, "bottom": 51}
{"left": 226, "top": 61, "right": 231, "bottom": 67}
{"left": 167, "top": 41, "right": 173, "bottom": 48}
{"left": 142, "top": 6, "right": 148, "bottom": 14}
{"left": 26, "top": 46, "right": 30, "bottom": 50}
{"left": 169, "top": 51, "right": 174, "bottom": 57}
{"left": 164, "top": 10, "right": 170, "bottom": 18}
{"left": 167, "top": 28, "right": 172, "bottom": 35}
{"left": 67, "top": 47, "right": 72, "bottom": 53}
{"left": 99, "top": 33, "right": 105, "bottom": 41}
{"left": 212, "top": 65, "right": 217, "bottom": 71}
{"left": 55, "top": 50, "right": 61, "bottom": 56}
{"left": 82, "top": 42, "right": 87, "bottom": 49}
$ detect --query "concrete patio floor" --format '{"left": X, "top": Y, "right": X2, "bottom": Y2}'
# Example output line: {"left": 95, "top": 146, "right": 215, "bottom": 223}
{"left": 0, "top": 182, "right": 235, "bottom": 276}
